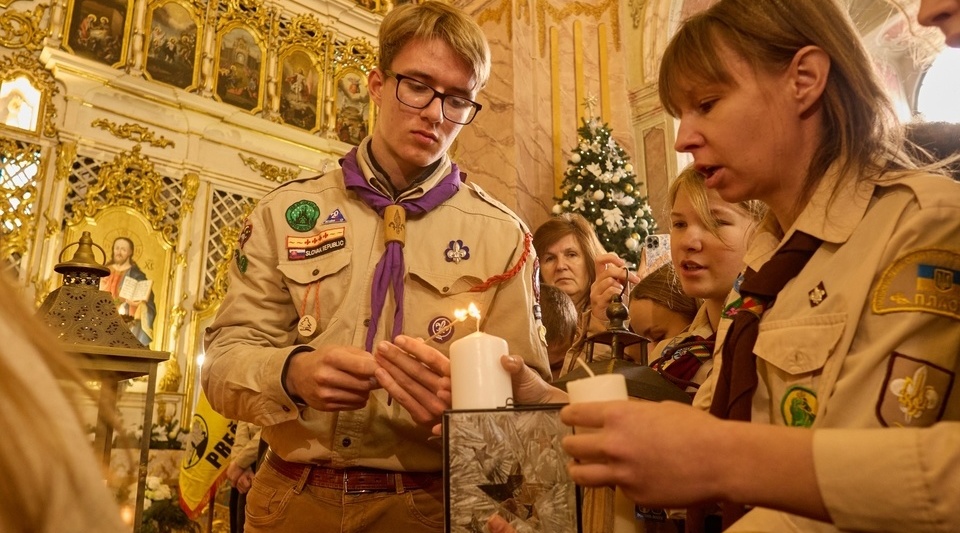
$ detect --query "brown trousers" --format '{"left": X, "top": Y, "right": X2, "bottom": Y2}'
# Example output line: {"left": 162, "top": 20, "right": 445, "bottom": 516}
{"left": 244, "top": 460, "right": 444, "bottom": 533}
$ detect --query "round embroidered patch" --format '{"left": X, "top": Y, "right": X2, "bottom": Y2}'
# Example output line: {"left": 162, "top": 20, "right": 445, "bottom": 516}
{"left": 285, "top": 200, "right": 321, "bottom": 232}
{"left": 429, "top": 316, "right": 455, "bottom": 343}
{"left": 781, "top": 385, "right": 817, "bottom": 427}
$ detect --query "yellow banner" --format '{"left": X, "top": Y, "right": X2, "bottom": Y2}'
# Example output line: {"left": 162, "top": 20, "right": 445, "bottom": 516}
{"left": 178, "top": 391, "right": 237, "bottom": 520}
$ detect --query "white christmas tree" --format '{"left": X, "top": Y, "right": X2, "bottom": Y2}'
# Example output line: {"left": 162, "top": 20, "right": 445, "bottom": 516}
{"left": 553, "top": 100, "right": 657, "bottom": 266}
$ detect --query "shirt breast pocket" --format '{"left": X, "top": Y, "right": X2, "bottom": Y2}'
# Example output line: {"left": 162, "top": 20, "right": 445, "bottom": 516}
{"left": 277, "top": 252, "right": 352, "bottom": 332}
{"left": 405, "top": 264, "right": 494, "bottom": 341}
{"left": 754, "top": 313, "right": 847, "bottom": 419}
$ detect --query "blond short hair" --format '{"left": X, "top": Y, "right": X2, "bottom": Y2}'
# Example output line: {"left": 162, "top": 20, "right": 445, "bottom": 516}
{"left": 379, "top": 1, "right": 491, "bottom": 91}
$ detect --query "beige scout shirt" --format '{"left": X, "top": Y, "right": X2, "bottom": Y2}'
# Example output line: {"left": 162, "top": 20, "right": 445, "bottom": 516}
{"left": 693, "top": 168, "right": 960, "bottom": 532}
{"left": 204, "top": 140, "right": 550, "bottom": 472}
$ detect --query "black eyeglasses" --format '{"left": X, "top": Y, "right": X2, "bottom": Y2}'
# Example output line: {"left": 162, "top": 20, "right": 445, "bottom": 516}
{"left": 383, "top": 70, "right": 482, "bottom": 125}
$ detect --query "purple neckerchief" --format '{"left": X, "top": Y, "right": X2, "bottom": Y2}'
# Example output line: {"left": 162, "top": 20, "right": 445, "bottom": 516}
{"left": 340, "top": 147, "right": 462, "bottom": 351}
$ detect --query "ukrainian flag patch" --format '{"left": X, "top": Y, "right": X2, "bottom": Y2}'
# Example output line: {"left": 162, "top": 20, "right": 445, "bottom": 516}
{"left": 872, "top": 249, "right": 960, "bottom": 320}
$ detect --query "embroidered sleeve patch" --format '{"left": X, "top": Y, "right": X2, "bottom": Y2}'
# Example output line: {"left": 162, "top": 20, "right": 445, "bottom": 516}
{"left": 876, "top": 353, "right": 954, "bottom": 428}
{"left": 871, "top": 249, "right": 960, "bottom": 320}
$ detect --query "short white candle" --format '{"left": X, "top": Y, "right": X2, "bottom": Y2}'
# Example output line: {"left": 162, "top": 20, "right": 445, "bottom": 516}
{"left": 449, "top": 331, "right": 513, "bottom": 410}
{"left": 566, "top": 373, "right": 628, "bottom": 405}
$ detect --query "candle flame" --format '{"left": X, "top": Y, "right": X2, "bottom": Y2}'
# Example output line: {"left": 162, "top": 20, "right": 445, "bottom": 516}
{"left": 453, "top": 308, "right": 468, "bottom": 322}
{"left": 467, "top": 302, "right": 481, "bottom": 320}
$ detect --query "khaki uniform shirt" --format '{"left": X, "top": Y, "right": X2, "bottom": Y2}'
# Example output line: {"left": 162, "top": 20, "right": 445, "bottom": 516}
{"left": 694, "top": 168, "right": 960, "bottom": 532}
{"left": 204, "top": 139, "right": 550, "bottom": 472}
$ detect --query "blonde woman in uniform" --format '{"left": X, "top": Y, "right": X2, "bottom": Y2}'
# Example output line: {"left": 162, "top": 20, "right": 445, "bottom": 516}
{"left": 556, "top": 1, "right": 960, "bottom": 532}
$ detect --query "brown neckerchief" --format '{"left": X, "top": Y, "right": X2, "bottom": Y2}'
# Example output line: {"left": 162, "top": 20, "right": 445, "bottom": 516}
{"left": 686, "top": 231, "right": 823, "bottom": 533}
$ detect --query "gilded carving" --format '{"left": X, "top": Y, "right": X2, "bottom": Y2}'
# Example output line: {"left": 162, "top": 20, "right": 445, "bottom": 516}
{"left": 537, "top": 0, "right": 622, "bottom": 57}
{"left": 55, "top": 141, "right": 77, "bottom": 181}
{"left": 91, "top": 118, "right": 176, "bottom": 148}
{"left": 67, "top": 144, "right": 179, "bottom": 247}
{"left": 238, "top": 152, "right": 301, "bottom": 183}
{"left": 181, "top": 172, "right": 199, "bottom": 214}
{"left": 628, "top": 0, "right": 645, "bottom": 29}
{"left": 0, "top": 138, "right": 42, "bottom": 266}
{"left": 0, "top": 3, "right": 49, "bottom": 51}
{"left": 476, "top": 0, "right": 515, "bottom": 40}
{"left": 331, "top": 37, "right": 377, "bottom": 72}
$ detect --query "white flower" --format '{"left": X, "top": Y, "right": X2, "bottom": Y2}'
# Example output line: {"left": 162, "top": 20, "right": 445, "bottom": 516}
{"left": 586, "top": 163, "right": 602, "bottom": 177}
{"left": 613, "top": 191, "right": 635, "bottom": 206}
{"left": 572, "top": 197, "right": 585, "bottom": 211}
{"left": 602, "top": 206, "right": 625, "bottom": 231}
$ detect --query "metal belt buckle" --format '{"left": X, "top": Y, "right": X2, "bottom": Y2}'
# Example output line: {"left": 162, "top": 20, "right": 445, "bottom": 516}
{"left": 343, "top": 471, "right": 372, "bottom": 494}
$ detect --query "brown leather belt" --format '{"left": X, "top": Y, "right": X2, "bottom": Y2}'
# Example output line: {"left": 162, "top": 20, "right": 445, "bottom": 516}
{"left": 264, "top": 449, "right": 441, "bottom": 493}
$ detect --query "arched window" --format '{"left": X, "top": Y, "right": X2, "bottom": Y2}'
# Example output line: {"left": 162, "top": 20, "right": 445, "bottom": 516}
{"left": 915, "top": 47, "right": 960, "bottom": 123}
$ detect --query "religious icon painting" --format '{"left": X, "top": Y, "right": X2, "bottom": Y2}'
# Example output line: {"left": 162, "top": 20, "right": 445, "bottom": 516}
{"left": 443, "top": 404, "right": 581, "bottom": 533}
{"left": 64, "top": 0, "right": 133, "bottom": 68}
{"left": 213, "top": 24, "right": 264, "bottom": 112}
{"left": 143, "top": 0, "right": 202, "bottom": 91}
{"left": 334, "top": 69, "right": 370, "bottom": 145}
{"left": 278, "top": 48, "right": 321, "bottom": 132}
{"left": 0, "top": 74, "right": 44, "bottom": 134}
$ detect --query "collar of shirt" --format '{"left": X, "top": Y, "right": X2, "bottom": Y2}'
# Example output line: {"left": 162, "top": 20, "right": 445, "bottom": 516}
{"left": 357, "top": 137, "right": 448, "bottom": 201}
{"left": 744, "top": 162, "right": 876, "bottom": 271}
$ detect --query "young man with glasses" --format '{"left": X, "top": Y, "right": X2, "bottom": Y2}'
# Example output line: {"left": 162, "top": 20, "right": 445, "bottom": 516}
{"left": 203, "top": 2, "right": 550, "bottom": 532}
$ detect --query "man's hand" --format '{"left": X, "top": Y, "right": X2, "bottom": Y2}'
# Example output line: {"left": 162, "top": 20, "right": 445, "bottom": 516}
{"left": 284, "top": 344, "right": 380, "bottom": 411}
{"left": 226, "top": 461, "right": 244, "bottom": 484}
{"left": 374, "top": 335, "right": 451, "bottom": 426}
{"left": 236, "top": 468, "right": 255, "bottom": 494}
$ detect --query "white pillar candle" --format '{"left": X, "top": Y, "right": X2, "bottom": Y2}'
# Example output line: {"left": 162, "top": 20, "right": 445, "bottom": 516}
{"left": 449, "top": 331, "right": 513, "bottom": 409}
{"left": 567, "top": 373, "right": 636, "bottom": 533}
{"left": 566, "top": 373, "right": 628, "bottom": 406}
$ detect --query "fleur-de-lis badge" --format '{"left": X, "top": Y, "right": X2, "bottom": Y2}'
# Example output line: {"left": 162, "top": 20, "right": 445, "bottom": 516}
{"left": 445, "top": 240, "right": 470, "bottom": 264}
{"left": 889, "top": 366, "right": 940, "bottom": 423}
{"left": 388, "top": 209, "right": 404, "bottom": 235}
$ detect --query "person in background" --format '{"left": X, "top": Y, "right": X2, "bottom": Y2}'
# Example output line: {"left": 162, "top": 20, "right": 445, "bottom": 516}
{"left": 538, "top": 284, "right": 579, "bottom": 380}
{"left": 533, "top": 213, "right": 606, "bottom": 314}
{"left": 202, "top": 3, "right": 549, "bottom": 532}
{"left": 626, "top": 263, "right": 699, "bottom": 360}
{"left": 645, "top": 168, "right": 763, "bottom": 396}
{"left": 226, "top": 421, "right": 261, "bottom": 533}
{"left": 534, "top": 213, "right": 630, "bottom": 366}
{"left": 0, "top": 274, "right": 126, "bottom": 533}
